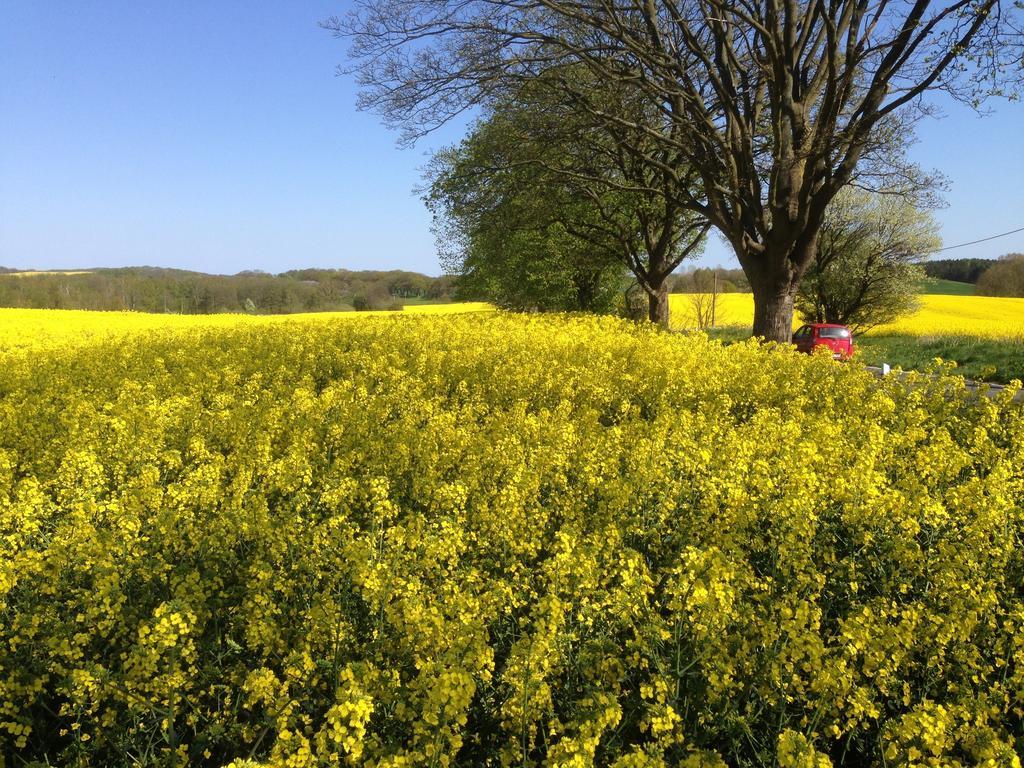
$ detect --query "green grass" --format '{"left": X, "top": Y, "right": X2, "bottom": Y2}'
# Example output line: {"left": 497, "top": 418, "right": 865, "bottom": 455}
{"left": 918, "top": 277, "right": 975, "bottom": 295}
{"left": 703, "top": 326, "right": 754, "bottom": 344}
{"left": 856, "top": 335, "right": 1023, "bottom": 384}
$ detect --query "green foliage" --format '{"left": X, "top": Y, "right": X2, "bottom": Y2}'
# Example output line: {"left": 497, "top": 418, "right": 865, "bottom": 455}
{"left": 424, "top": 106, "right": 631, "bottom": 314}
{"left": 977, "top": 254, "right": 1024, "bottom": 298}
{"left": 795, "top": 189, "right": 939, "bottom": 333}
{"left": 2, "top": 314, "right": 1024, "bottom": 766}
{"left": 424, "top": 75, "right": 706, "bottom": 325}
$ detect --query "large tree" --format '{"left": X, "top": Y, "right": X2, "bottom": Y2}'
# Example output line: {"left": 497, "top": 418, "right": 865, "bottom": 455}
{"left": 329, "top": 0, "right": 1020, "bottom": 341}
{"left": 795, "top": 187, "right": 940, "bottom": 332}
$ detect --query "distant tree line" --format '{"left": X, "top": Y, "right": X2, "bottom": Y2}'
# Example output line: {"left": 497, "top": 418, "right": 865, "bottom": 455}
{"left": 922, "top": 258, "right": 995, "bottom": 284}
{"left": 668, "top": 268, "right": 749, "bottom": 294}
{"left": 0, "top": 267, "right": 456, "bottom": 314}
{"left": 921, "top": 255, "right": 1024, "bottom": 297}
{"left": 976, "top": 254, "right": 1024, "bottom": 297}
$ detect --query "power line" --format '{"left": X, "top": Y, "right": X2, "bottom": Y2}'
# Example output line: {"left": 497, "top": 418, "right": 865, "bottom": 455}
{"left": 932, "top": 225, "right": 1024, "bottom": 254}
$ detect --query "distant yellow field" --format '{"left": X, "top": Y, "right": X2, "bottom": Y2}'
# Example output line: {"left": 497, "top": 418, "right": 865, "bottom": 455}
{"left": 669, "top": 293, "right": 1024, "bottom": 339}
{"left": 0, "top": 303, "right": 493, "bottom": 352}
{"left": 4, "top": 270, "right": 93, "bottom": 277}
{"left": 877, "top": 295, "right": 1024, "bottom": 338}
{"left": 669, "top": 293, "right": 759, "bottom": 331}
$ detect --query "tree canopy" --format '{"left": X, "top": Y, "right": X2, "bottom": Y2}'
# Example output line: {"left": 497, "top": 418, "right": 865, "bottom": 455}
{"left": 425, "top": 118, "right": 628, "bottom": 314}
{"left": 424, "top": 80, "right": 708, "bottom": 324}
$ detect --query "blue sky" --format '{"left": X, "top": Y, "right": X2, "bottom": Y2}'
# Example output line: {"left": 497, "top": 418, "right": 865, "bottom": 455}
{"left": 2, "top": 1, "right": 1022, "bottom": 275}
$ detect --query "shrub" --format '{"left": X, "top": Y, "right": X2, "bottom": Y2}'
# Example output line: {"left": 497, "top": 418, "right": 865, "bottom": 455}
{"left": 794, "top": 189, "right": 938, "bottom": 333}
{"left": 1, "top": 314, "right": 1022, "bottom": 766}
{"left": 351, "top": 286, "right": 402, "bottom": 311}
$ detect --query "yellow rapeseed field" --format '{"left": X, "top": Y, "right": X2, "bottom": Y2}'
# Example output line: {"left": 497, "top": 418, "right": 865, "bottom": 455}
{"left": 4, "top": 293, "right": 1020, "bottom": 354}
{"left": 669, "top": 293, "right": 1024, "bottom": 338}
{"left": 669, "top": 293, "right": 760, "bottom": 331}
{"left": 2, "top": 311, "right": 1022, "bottom": 767}
{"left": 877, "top": 294, "right": 1024, "bottom": 338}
{"left": 0, "top": 303, "right": 492, "bottom": 352}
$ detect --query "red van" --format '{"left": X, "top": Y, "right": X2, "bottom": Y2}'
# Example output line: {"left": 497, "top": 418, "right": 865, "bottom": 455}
{"left": 793, "top": 323, "right": 853, "bottom": 359}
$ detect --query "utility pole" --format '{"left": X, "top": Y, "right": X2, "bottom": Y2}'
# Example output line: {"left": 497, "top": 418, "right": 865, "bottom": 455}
{"left": 711, "top": 270, "right": 717, "bottom": 329}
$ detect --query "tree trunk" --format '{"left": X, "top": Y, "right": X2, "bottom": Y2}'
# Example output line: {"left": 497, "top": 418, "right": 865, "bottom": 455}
{"left": 745, "top": 233, "right": 818, "bottom": 342}
{"left": 648, "top": 282, "right": 670, "bottom": 327}
{"left": 751, "top": 278, "right": 797, "bottom": 342}
{"left": 575, "top": 271, "right": 599, "bottom": 311}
